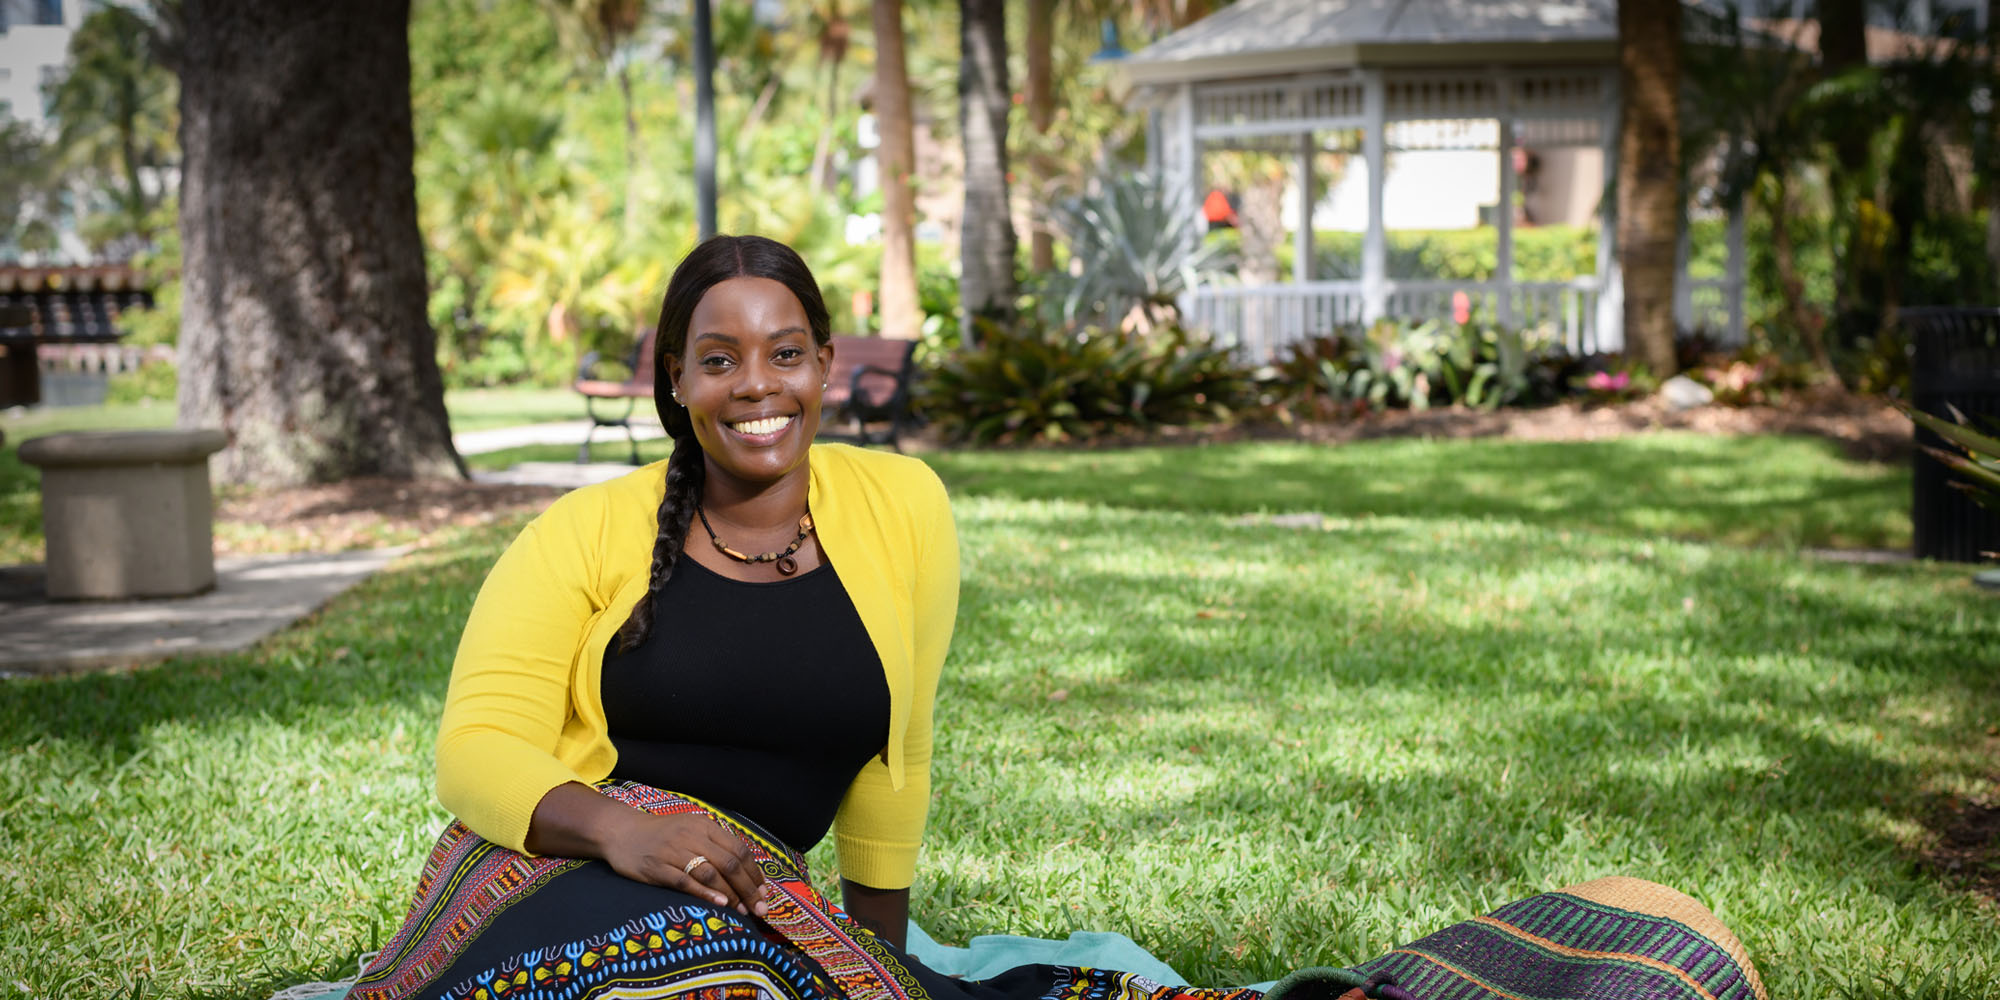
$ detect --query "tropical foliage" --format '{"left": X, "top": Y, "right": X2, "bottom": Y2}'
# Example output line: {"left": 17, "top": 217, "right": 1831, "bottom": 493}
{"left": 1262, "top": 320, "right": 1567, "bottom": 418}
{"left": 406, "top": 0, "right": 887, "bottom": 387}
{"left": 1905, "top": 403, "right": 2000, "bottom": 512}
{"left": 38, "top": 4, "right": 177, "bottom": 259}
{"left": 1041, "top": 170, "right": 1234, "bottom": 334}
{"left": 1680, "top": 5, "right": 1998, "bottom": 392}
{"left": 67, "top": 0, "right": 932, "bottom": 389}
{"left": 919, "top": 320, "right": 1252, "bottom": 444}
{"left": 0, "top": 119, "right": 61, "bottom": 257}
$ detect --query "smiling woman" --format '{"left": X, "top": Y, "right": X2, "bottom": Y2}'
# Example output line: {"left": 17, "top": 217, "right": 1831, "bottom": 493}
{"left": 666, "top": 273, "right": 832, "bottom": 506}
{"left": 346, "top": 236, "right": 1771, "bottom": 1000}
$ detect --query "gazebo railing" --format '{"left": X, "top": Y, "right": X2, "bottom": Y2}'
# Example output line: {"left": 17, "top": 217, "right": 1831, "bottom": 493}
{"left": 1183, "top": 281, "right": 1365, "bottom": 363}
{"left": 1184, "top": 278, "right": 1607, "bottom": 363}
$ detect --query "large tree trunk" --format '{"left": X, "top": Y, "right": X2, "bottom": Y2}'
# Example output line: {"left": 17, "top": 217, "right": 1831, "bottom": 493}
{"left": 177, "top": 0, "right": 464, "bottom": 486}
{"left": 1024, "top": 0, "right": 1056, "bottom": 275}
{"left": 1616, "top": 0, "right": 1681, "bottom": 375}
{"left": 872, "top": 0, "right": 921, "bottom": 341}
{"left": 958, "top": 0, "right": 1017, "bottom": 339}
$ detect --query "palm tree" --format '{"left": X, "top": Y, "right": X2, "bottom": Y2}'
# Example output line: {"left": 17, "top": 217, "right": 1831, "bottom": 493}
{"left": 1616, "top": 0, "right": 1682, "bottom": 376}
{"left": 536, "top": 0, "right": 646, "bottom": 237}
{"left": 45, "top": 5, "right": 177, "bottom": 257}
{"left": 958, "top": 0, "right": 1016, "bottom": 340}
{"left": 871, "top": 0, "right": 921, "bottom": 340}
{"left": 0, "top": 120, "right": 61, "bottom": 257}
{"left": 806, "top": 0, "right": 853, "bottom": 194}
{"left": 1024, "top": 0, "right": 1057, "bottom": 274}
{"left": 1681, "top": 10, "right": 1838, "bottom": 382}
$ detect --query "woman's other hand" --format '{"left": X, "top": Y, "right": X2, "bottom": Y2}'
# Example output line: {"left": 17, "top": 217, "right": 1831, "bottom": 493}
{"left": 601, "top": 808, "right": 769, "bottom": 917}
{"left": 526, "top": 782, "right": 769, "bottom": 917}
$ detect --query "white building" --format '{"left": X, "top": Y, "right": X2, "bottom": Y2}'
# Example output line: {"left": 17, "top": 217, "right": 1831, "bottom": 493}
{"left": 0, "top": 0, "right": 86, "bottom": 129}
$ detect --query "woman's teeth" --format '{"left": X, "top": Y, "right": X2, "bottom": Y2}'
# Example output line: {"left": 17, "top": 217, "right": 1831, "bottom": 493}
{"left": 731, "top": 416, "right": 792, "bottom": 436}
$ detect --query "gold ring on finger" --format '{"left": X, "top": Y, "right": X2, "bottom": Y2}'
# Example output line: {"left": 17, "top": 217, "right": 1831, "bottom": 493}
{"left": 683, "top": 854, "right": 710, "bottom": 875}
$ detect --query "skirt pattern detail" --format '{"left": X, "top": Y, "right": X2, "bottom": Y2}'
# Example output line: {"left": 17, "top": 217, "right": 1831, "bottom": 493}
{"left": 350, "top": 782, "right": 928, "bottom": 1000}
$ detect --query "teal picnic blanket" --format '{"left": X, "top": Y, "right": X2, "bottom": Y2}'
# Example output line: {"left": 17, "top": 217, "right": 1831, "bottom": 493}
{"left": 288, "top": 922, "right": 1215, "bottom": 1000}
{"left": 904, "top": 922, "right": 1192, "bottom": 985}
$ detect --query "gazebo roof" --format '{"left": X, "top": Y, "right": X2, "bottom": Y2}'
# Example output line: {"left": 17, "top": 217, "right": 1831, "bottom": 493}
{"left": 1120, "top": 0, "right": 1619, "bottom": 85}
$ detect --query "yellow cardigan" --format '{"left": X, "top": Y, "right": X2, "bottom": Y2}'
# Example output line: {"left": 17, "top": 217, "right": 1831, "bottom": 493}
{"left": 434, "top": 442, "right": 959, "bottom": 890}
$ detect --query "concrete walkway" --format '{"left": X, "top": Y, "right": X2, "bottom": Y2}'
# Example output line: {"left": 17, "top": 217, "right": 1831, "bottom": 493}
{"left": 0, "top": 547, "right": 407, "bottom": 677}
{"left": 1, "top": 419, "right": 652, "bottom": 677}
{"left": 453, "top": 419, "right": 665, "bottom": 457}
{"left": 456, "top": 420, "right": 664, "bottom": 489}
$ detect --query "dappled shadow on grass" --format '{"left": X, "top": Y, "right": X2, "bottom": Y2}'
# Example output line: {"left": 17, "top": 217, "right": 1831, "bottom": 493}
{"left": 929, "top": 435, "right": 1912, "bottom": 551}
{"left": 925, "top": 508, "right": 1997, "bottom": 985}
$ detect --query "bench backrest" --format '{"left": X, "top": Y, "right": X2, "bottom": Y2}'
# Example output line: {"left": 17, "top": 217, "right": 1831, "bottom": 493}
{"left": 826, "top": 335, "right": 916, "bottom": 408}
{"left": 625, "top": 327, "right": 658, "bottom": 391}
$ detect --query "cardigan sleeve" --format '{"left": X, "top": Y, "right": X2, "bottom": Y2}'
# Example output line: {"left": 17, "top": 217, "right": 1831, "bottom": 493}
{"left": 831, "top": 466, "right": 960, "bottom": 889}
{"left": 434, "top": 497, "right": 607, "bottom": 855}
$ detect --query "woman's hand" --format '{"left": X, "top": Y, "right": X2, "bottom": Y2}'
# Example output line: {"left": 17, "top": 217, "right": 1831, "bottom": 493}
{"left": 525, "top": 782, "right": 768, "bottom": 918}
{"left": 600, "top": 808, "right": 769, "bottom": 917}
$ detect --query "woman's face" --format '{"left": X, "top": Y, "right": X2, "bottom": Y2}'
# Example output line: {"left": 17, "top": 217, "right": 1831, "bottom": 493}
{"left": 666, "top": 276, "right": 832, "bottom": 489}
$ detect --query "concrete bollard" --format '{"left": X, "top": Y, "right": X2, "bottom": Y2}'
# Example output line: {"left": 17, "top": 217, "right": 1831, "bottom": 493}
{"left": 17, "top": 429, "right": 228, "bottom": 599}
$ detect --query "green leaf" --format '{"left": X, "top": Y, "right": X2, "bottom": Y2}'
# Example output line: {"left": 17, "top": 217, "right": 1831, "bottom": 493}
{"left": 1920, "top": 444, "right": 2000, "bottom": 497}
{"left": 1903, "top": 404, "right": 2000, "bottom": 464}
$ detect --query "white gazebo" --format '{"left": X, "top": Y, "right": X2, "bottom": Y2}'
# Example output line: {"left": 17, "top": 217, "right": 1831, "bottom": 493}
{"left": 1119, "top": 0, "right": 1747, "bottom": 362}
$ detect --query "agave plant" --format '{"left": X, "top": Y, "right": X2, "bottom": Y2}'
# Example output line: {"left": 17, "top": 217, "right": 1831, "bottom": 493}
{"left": 1042, "top": 171, "right": 1235, "bottom": 335}
{"left": 1904, "top": 403, "right": 2000, "bottom": 511}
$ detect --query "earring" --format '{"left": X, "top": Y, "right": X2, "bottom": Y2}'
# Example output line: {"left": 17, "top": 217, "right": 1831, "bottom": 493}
{"left": 671, "top": 389, "right": 683, "bottom": 404}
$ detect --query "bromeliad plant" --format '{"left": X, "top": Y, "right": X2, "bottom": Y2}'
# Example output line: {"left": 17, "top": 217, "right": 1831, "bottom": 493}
{"left": 1041, "top": 170, "right": 1235, "bottom": 335}
{"left": 919, "top": 320, "right": 1254, "bottom": 445}
{"left": 1903, "top": 403, "right": 2000, "bottom": 511}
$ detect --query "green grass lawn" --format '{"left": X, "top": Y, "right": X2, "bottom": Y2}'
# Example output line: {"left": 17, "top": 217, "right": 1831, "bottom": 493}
{"left": 441, "top": 386, "right": 593, "bottom": 432}
{"left": 3, "top": 434, "right": 1996, "bottom": 1000}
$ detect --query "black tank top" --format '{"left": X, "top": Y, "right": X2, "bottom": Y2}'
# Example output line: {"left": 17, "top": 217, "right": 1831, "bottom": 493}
{"left": 600, "top": 555, "right": 890, "bottom": 853}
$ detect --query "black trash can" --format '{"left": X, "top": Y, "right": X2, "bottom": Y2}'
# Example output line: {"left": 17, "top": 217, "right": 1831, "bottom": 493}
{"left": 1903, "top": 306, "right": 2000, "bottom": 563}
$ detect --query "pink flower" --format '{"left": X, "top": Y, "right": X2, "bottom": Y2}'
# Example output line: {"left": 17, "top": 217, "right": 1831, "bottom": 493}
{"left": 1586, "top": 371, "right": 1630, "bottom": 392}
{"left": 1451, "top": 291, "right": 1471, "bottom": 325}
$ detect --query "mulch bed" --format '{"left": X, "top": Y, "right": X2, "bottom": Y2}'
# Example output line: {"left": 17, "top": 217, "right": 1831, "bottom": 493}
{"left": 213, "top": 478, "right": 566, "bottom": 556}
{"left": 1295, "top": 390, "right": 1912, "bottom": 463}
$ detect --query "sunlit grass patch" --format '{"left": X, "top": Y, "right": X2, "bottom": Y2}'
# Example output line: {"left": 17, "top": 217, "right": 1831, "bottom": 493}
{"left": 4, "top": 439, "right": 1996, "bottom": 999}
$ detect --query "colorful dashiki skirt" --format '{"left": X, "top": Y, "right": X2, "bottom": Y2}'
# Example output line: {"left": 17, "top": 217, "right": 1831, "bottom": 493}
{"left": 350, "top": 783, "right": 1767, "bottom": 1000}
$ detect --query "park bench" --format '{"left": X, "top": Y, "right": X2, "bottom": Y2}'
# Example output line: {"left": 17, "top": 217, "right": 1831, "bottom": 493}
{"left": 824, "top": 335, "right": 918, "bottom": 450}
{"left": 572, "top": 327, "right": 658, "bottom": 464}
{"left": 572, "top": 332, "right": 920, "bottom": 460}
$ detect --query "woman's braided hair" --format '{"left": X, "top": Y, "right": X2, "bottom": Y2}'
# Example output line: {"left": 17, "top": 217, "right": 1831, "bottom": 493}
{"left": 614, "top": 234, "right": 834, "bottom": 652}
